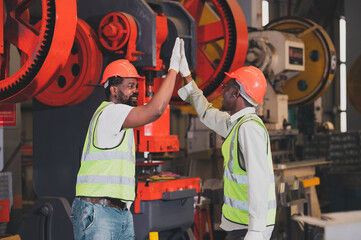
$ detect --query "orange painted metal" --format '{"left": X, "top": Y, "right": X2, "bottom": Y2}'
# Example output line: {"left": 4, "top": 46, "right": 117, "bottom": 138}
{"left": 98, "top": 12, "right": 132, "bottom": 51}
{"left": 171, "top": 0, "right": 248, "bottom": 104}
{"left": 123, "top": 12, "right": 144, "bottom": 62}
{"left": 143, "top": 14, "right": 168, "bottom": 71}
{"left": 0, "top": 103, "right": 16, "bottom": 126}
{"left": 98, "top": 12, "right": 143, "bottom": 61}
{"left": 0, "top": 199, "right": 10, "bottom": 223}
{"left": 35, "top": 18, "right": 103, "bottom": 106}
{"left": 193, "top": 205, "right": 214, "bottom": 240}
{"left": 134, "top": 77, "right": 179, "bottom": 152}
{"left": 134, "top": 177, "right": 200, "bottom": 213}
{"left": 0, "top": 0, "right": 77, "bottom": 103}
{"left": 12, "top": 194, "right": 22, "bottom": 209}
{"left": 133, "top": 14, "right": 173, "bottom": 152}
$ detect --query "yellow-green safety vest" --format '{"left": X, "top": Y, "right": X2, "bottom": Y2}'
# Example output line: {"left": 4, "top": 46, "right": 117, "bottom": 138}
{"left": 222, "top": 113, "right": 276, "bottom": 226}
{"left": 76, "top": 101, "right": 136, "bottom": 201}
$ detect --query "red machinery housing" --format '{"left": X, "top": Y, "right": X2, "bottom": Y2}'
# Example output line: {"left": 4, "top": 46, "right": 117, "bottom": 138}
{"left": 135, "top": 77, "right": 179, "bottom": 153}
{"left": 1, "top": 0, "right": 248, "bottom": 239}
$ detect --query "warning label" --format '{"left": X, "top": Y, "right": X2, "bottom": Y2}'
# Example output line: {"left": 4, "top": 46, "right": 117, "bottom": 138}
{"left": 0, "top": 104, "right": 16, "bottom": 126}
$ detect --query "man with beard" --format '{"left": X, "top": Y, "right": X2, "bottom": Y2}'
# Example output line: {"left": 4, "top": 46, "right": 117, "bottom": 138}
{"left": 177, "top": 40, "right": 276, "bottom": 240}
{"left": 71, "top": 38, "right": 183, "bottom": 240}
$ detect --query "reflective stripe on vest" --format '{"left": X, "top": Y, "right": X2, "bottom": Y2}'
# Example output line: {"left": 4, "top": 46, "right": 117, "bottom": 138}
{"left": 77, "top": 175, "right": 135, "bottom": 186}
{"left": 221, "top": 113, "right": 276, "bottom": 226}
{"left": 76, "top": 101, "right": 136, "bottom": 201}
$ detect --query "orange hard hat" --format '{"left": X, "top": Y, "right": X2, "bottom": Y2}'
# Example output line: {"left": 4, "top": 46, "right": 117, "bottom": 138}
{"left": 101, "top": 59, "right": 145, "bottom": 87}
{"left": 225, "top": 66, "right": 267, "bottom": 104}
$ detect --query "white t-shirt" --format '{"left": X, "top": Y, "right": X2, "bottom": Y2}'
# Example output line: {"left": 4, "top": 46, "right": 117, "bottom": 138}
{"left": 95, "top": 102, "right": 134, "bottom": 148}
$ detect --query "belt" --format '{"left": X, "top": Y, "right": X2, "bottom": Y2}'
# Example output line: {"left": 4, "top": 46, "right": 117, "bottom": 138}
{"left": 79, "top": 197, "right": 127, "bottom": 210}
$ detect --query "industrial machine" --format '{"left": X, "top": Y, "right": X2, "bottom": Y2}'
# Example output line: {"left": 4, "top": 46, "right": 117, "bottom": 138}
{"left": 1, "top": 0, "right": 246, "bottom": 239}
{"left": 0, "top": 0, "right": 338, "bottom": 239}
{"left": 248, "top": 17, "right": 337, "bottom": 130}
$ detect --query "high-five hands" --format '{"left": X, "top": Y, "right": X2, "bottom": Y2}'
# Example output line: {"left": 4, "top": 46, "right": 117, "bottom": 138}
{"left": 168, "top": 37, "right": 192, "bottom": 85}
{"left": 169, "top": 37, "right": 182, "bottom": 73}
{"left": 180, "top": 39, "right": 191, "bottom": 77}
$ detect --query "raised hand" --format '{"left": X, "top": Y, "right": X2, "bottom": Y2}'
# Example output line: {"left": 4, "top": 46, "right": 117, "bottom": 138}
{"left": 180, "top": 38, "right": 191, "bottom": 77}
{"left": 168, "top": 37, "right": 182, "bottom": 73}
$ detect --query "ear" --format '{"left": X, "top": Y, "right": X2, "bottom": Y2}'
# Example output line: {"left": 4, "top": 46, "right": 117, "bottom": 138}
{"left": 110, "top": 85, "right": 118, "bottom": 95}
{"left": 233, "top": 88, "right": 241, "bottom": 98}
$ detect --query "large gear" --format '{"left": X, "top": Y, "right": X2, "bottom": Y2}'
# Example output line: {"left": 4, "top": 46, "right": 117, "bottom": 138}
{"left": 170, "top": 0, "right": 248, "bottom": 105}
{"left": 35, "top": 18, "right": 103, "bottom": 106}
{"left": 0, "top": 0, "right": 77, "bottom": 103}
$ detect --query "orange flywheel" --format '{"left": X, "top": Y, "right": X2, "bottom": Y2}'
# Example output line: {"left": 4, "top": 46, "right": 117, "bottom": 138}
{"left": 98, "top": 12, "right": 137, "bottom": 52}
{"left": 170, "top": 0, "right": 248, "bottom": 105}
{"left": 35, "top": 18, "right": 103, "bottom": 106}
{"left": 0, "top": 0, "right": 77, "bottom": 103}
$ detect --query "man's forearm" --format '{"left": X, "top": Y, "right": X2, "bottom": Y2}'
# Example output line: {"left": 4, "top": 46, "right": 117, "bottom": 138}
{"left": 178, "top": 79, "right": 230, "bottom": 138}
{"left": 148, "top": 69, "right": 177, "bottom": 115}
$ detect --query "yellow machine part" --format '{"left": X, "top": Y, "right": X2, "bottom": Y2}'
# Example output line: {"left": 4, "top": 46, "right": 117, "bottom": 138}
{"left": 266, "top": 17, "right": 337, "bottom": 106}
{"left": 348, "top": 54, "right": 361, "bottom": 114}
{"left": 299, "top": 177, "right": 320, "bottom": 188}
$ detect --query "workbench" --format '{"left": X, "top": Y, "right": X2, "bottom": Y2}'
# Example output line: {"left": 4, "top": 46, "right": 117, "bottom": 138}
{"left": 274, "top": 159, "right": 330, "bottom": 217}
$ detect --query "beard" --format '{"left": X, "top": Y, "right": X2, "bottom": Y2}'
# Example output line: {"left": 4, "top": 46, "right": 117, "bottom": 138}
{"left": 117, "top": 90, "right": 128, "bottom": 104}
{"left": 124, "top": 92, "right": 138, "bottom": 106}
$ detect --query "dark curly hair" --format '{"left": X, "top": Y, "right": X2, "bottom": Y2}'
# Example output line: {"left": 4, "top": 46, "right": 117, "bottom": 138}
{"left": 104, "top": 76, "right": 124, "bottom": 100}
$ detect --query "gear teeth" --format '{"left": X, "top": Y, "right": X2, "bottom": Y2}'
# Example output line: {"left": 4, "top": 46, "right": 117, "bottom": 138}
{"left": 0, "top": 0, "right": 56, "bottom": 101}
{"left": 202, "top": 0, "right": 237, "bottom": 97}
{"left": 172, "top": 0, "right": 238, "bottom": 104}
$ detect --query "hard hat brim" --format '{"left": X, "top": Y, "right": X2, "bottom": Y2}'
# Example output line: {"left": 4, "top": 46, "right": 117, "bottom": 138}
{"left": 224, "top": 72, "right": 234, "bottom": 79}
{"left": 101, "top": 75, "right": 145, "bottom": 86}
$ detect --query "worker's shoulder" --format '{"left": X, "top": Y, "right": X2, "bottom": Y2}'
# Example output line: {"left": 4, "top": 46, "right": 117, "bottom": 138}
{"left": 102, "top": 102, "right": 133, "bottom": 113}
{"left": 239, "top": 115, "right": 264, "bottom": 127}
{"left": 238, "top": 119, "right": 268, "bottom": 137}
{"left": 99, "top": 103, "right": 134, "bottom": 123}
{"left": 239, "top": 119, "right": 263, "bottom": 129}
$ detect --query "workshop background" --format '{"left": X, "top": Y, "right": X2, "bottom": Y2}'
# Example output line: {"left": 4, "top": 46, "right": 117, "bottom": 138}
{"left": 1, "top": 0, "right": 361, "bottom": 239}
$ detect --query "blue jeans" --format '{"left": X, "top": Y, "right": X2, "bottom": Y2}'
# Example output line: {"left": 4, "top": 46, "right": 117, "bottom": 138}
{"left": 71, "top": 197, "right": 135, "bottom": 240}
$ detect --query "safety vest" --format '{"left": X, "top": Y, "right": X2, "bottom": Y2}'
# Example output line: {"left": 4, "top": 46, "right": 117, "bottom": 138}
{"left": 76, "top": 101, "right": 136, "bottom": 201}
{"left": 222, "top": 113, "right": 276, "bottom": 226}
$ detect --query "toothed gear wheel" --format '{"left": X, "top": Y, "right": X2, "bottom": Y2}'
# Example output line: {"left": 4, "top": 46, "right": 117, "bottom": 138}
{"left": 170, "top": 0, "right": 248, "bottom": 105}
{"left": 35, "top": 18, "right": 103, "bottom": 106}
{"left": 0, "top": 0, "right": 77, "bottom": 103}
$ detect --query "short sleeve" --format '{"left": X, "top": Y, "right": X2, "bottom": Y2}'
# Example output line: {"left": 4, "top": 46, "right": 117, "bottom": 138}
{"left": 95, "top": 103, "right": 134, "bottom": 148}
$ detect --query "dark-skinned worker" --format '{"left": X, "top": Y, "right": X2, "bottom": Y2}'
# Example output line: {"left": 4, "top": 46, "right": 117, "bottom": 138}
{"left": 178, "top": 40, "right": 276, "bottom": 240}
{"left": 71, "top": 37, "right": 183, "bottom": 240}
